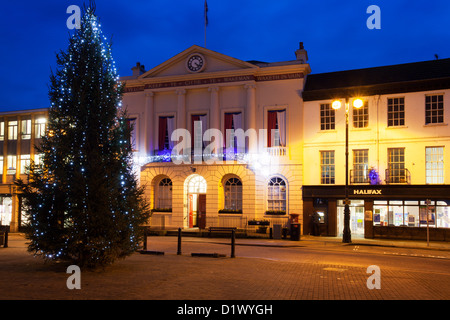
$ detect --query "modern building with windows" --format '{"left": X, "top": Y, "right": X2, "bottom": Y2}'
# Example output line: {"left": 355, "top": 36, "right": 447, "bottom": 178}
{"left": 121, "top": 44, "right": 310, "bottom": 231}
{"left": 302, "top": 58, "right": 450, "bottom": 240}
{"left": 0, "top": 108, "right": 48, "bottom": 232}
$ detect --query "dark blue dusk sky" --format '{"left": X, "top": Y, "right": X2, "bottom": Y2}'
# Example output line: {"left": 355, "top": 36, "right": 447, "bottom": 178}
{"left": 1, "top": 0, "right": 450, "bottom": 112}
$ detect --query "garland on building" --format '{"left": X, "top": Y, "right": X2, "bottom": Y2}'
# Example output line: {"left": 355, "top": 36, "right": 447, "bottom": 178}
{"left": 16, "top": 3, "right": 150, "bottom": 268}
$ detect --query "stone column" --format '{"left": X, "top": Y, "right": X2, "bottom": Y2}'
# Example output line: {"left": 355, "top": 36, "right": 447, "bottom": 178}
{"left": 144, "top": 91, "right": 154, "bottom": 155}
{"left": 245, "top": 84, "right": 257, "bottom": 154}
{"left": 208, "top": 86, "right": 220, "bottom": 154}
{"left": 176, "top": 89, "right": 186, "bottom": 129}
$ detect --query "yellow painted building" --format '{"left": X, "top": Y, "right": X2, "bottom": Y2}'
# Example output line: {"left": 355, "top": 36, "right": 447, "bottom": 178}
{"left": 0, "top": 109, "right": 48, "bottom": 232}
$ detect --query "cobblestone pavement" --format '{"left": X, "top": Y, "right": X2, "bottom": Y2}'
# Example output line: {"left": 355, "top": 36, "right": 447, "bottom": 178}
{"left": 1, "top": 234, "right": 449, "bottom": 301}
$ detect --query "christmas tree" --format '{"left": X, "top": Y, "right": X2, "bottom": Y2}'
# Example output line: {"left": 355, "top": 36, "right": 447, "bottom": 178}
{"left": 16, "top": 3, "right": 150, "bottom": 268}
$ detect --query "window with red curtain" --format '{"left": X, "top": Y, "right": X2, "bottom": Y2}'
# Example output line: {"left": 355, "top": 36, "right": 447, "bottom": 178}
{"left": 224, "top": 113, "right": 234, "bottom": 150}
{"left": 267, "top": 111, "right": 278, "bottom": 147}
{"left": 158, "top": 117, "right": 167, "bottom": 151}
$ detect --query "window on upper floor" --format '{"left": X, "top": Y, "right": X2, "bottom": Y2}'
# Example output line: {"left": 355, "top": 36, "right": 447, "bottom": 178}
{"left": 0, "top": 122, "right": 4, "bottom": 141}
{"left": 158, "top": 116, "right": 175, "bottom": 151}
{"left": 8, "top": 121, "right": 18, "bottom": 140}
{"left": 387, "top": 148, "right": 406, "bottom": 183}
{"left": 21, "top": 119, "right": 32, "bottom": 140}
{"left": 126, "top": 118, "right": 137, "bottom": 151}
{"left": 35, "top": 118, "right": 47, "bottom": 139}
{"left": 267, "top": 110, "right": 286, "bottom": 147}
{"left": 426, "top": 147, "right": 444, "bottom": 184}
{"left": 353, "top": 101, "right": 368, "bottom": 128}
{"left": 387, "top": 97, "right": 405, "bottom": 127}
{"left": 320, "top": 103, "right": 335, "bottom": 130}
{"left": 224, "top": 112, "right": 243, "bottom": 155}
{"left": 320, "top": 151, "right": 335, "bottom": 184}
{"left": 191, "top": 114, "right": 207, "bottom": 151}
{"left": 425, "top": 94, "right": 444, "bottom": 124}
{"left": 352, "top": 149, "right": 369, "bottom": 183}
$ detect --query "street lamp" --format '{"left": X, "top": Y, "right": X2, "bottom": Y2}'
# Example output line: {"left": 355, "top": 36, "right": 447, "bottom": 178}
{"left": 331, "top": 97, "right": 363, "bottom": 243}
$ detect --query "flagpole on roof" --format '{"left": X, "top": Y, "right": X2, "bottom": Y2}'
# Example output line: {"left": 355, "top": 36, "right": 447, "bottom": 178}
{"left": 204, "top": 0, "right": 208, "bottom": 48}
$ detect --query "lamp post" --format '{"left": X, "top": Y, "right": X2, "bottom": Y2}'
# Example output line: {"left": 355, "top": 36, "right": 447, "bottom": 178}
{"left": 332, "top": 98, "right": 363, "bottom": 243}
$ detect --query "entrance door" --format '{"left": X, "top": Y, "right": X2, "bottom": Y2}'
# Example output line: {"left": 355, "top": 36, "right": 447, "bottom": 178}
{"left": 198, "top": 194, "right": 206, "bottom": 229}
{"left": 337, "top": 200, "right": 365, "bottom": 236}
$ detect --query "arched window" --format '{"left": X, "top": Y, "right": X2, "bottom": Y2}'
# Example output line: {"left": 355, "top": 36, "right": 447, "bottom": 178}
{"left": 187, "top": 175, "right": 207, "bottom": 194}
{"left": 157, "top": 178, "right": 172, "bottom": 210}
{"left": 223, "top": 177, "right": 242, "bottom": 212}
{"left": 267, "top": 177, "right": 286, "bottom": 213}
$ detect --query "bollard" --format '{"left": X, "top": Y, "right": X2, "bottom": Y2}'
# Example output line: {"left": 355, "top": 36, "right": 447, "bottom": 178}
{"left": 231, "top": 229, "right": 235, "bottom": 258}
{"left": 143, "top": 227, "right": 148, "bottom": 251}
{"left": 177, "top": 228, "right": 182, "bottom": 255}
{"left": 3, "top": 229, "right": 8, "bottom": 248}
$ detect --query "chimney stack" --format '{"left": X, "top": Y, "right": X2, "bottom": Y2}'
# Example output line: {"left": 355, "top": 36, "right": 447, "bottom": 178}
{"left": 131, "top": 62, "right": 146, "bottom": 77}
{"left": 295, "top": 42, "right": 308, "bottom": 63}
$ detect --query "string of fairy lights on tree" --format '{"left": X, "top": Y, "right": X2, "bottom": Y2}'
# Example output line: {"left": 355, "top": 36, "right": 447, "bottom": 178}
{"left": 16, "top": 4, "right": 150, "bottom": 268}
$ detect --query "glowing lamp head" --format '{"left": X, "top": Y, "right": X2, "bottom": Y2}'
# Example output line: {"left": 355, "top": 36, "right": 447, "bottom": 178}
{"left": 353, "top": 98, "right": 364, "bottom": 109}
{"left": 331, "top": 100, "right": 342, "bottom": 110}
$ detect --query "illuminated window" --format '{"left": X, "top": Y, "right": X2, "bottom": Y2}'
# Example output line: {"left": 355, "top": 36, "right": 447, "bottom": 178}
{"left": 8, "top": 121, "right": 18, "bottom": 140}
{"left": 187, "top": 175, "right": 207, "bottom": 194}
{"left": 320, "top": 151, "right": 335, "bottom": 184}
{"left": 0, "top": 122, "right": 4, "bottom": 141}
{"left": 353, "top": 101, "right": 368, "bottom": 128}
{"left": 426, "top": 147, "right": 444, "bottom": 184}
{"left": 21, "top": 119, "right": 32, "bottom": 140}
{"left": 425, "top": 94, "right": 444, "bottom": 124}
{"left": 387, "top": 148, "right": 406, "bottom": 183}
{"left": 267, "top": 177, "right": 286, "bottom": 212}
{"left": 7, "top": 155, "right": 16, "bottom": 175}
{"left": 352, "top": 149, "right": 369, "bottom": 183}
{"left": 20, "top": 155, "right": 30, "bottom": 174}
{"left": 387, "top": 97, "right": 405, "bottom": 127}
{"left": 127, "top": 118, "right": 137, "bottom": 151}
{"left": 320, "top": 103, "right": 335, "bottom": 130}
{"left": 156, "top": 178, "right": 172, "bottom": 210}
{"left": 35, "top": 118, "right": 46, "bottom": 139}
{"left": 223, "top": 177, "right": 242, "bottom": 211}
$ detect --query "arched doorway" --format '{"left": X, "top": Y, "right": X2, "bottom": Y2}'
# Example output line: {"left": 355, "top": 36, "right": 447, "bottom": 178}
{"left": 185, "top": 174, "right": 207, "bottom": 229}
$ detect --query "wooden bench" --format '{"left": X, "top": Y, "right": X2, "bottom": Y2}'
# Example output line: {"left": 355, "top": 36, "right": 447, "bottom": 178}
{"left": 208, "top": 227, "right": 236, "bottom": 237}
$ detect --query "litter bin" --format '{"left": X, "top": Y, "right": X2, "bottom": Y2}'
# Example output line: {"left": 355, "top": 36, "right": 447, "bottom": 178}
{"left": 273, "top": 224, "right": 282, "bottom": 239}
{"left": 290, "top": 223, "right": 301, "bottom": 241}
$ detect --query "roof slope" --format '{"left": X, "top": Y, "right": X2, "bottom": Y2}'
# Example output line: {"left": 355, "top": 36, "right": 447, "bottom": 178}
{"left": 303, "top": 58, "right": 450, "bottom": 101}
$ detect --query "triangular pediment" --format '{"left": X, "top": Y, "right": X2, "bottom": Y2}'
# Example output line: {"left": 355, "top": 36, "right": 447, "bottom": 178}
{"left": 139, "top": 45, "right": 258, "bottom": 79}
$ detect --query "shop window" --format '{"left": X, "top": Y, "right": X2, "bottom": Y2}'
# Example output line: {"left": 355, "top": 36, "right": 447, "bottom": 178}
{"left": 373, "top": 200, "right": 450, "bottom": 228}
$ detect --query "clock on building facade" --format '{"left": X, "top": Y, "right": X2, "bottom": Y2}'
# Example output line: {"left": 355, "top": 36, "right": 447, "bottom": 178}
{"left": 186, "top": 53, "right": 206, "bottom": 73}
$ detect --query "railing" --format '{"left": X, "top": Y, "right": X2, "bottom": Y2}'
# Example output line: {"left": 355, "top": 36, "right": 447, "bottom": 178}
{"left": 385, "top": 168, "right": 411, "bottom": 184}
{"left": 267, "top": 147, "right": 287, "bottom": 157}
{"left": 350, "top": 169, "right": 370, "bottom": 184}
